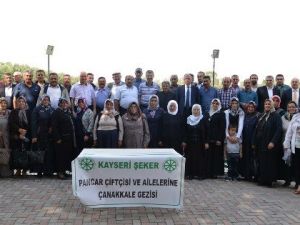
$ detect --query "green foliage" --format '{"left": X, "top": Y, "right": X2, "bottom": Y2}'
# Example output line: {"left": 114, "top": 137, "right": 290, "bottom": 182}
{"left": 0, "top": 62, "right": 79, "bottom": 84}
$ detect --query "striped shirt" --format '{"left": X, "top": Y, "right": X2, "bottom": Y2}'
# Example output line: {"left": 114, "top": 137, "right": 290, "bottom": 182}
{"left": 138, "top": 82, "right": 160, "bottom": 106}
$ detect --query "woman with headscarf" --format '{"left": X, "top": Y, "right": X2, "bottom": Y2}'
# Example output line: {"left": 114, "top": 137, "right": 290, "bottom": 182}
{"left": 122, "top": 102, "right": 150, "bottom": 148}
{"left": 224, "top": 97, "right": 245, "bottom": 144}
{"left": 93, "top": 99, "right": 123, "bottom": 148}
{"left": 160, "top": 100, "right": 183, "bottom": 154}
{"left": 240, "top": 101, "right": 260, "bottom": 181}
{"left": 284, "top": 106, "right": 300, "bottom": 194}
{"left": 0, "top": 98, "right": 13, "bottom": 177}
{"left": 74, "top": 98, "right": 94, "bottom": 156}
{"left": 203, "top": 98, "right": 226, "bottom": 178}
{"left": 253, "top": 99, "right": 282, "bottom": 187}
{"left": 272, "top": 95, "right": 285, "bottom": 117}
{"left": 143, "top": 95, "right": 164, "bottom": 148}
{"left": 182, "top": 104, "right": 207, "bottom": 179}
{"left": 280, "top": 101, "right": 298, "bottom": 186}
{"left": 51, "top": 98, "right": 76, "bottom": 179}
{"left": 9, "top": 96, "right": 31, "bottom": 176}
{"left": 31, "top": 94, "right": 54, "bottom": 177}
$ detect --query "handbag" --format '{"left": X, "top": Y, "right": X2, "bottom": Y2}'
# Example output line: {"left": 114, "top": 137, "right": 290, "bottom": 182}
{"left": 27, "top": 144, "right": 45, "bottom": 165}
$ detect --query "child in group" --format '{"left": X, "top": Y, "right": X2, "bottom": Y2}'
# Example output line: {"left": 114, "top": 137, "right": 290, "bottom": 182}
{"left": 224, "top": 124, "right": 242, "bottom": 181}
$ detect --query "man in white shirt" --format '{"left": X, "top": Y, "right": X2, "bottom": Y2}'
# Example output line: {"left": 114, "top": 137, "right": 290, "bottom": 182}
{"left": 38, "top": 73, "right": 70, "bottom": 109}
{"left": 114, "top": 75, "right": 138, "bottom": 115}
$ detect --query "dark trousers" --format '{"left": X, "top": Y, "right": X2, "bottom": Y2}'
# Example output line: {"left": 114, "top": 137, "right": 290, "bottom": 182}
{"left": 96, "top": 130, "right": 118, "bottom": 148}
{"left": 227, "top": 153, "right": 240, "bottom": 179}
{"left": 295, "top": 148, "right": 300, "bottom": 186}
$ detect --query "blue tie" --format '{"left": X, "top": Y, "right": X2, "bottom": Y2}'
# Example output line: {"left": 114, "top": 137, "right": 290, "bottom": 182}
{"left": 186, "top": 86, "right": 190, "bottom": 107}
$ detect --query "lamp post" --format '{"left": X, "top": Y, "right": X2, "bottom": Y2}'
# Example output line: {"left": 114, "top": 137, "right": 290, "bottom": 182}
{"left": 211, "top": 49, "right": 219, "bottom": 87}
{"left": 46, "top": 45, "right": 54, "bottom": 75}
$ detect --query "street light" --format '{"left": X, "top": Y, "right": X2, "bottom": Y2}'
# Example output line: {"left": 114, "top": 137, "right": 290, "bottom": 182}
{"left": 46, "top": 45, "right": 54, "bottom": 75}
{"left": 211, "top": 49, "right": 219, "bottom": 87}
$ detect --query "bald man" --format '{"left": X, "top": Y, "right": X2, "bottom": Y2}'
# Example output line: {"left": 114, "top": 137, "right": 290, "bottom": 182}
{"left": 281, "top": 78, "right": 300, "bottom": 110}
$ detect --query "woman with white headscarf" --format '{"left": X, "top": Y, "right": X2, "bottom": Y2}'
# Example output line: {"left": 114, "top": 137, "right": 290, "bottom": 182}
{"left": 161, "top": 100, "right": 183, "bottom": 154}
{"left": 182, "top": 104, "right": 207, "bottom": 180}
{"left": 143, "top": 95, "right": 164, "bottom": 148}
{"left": 253, "top": 99, "right": 282, "bottom": 187}
{"left": 93, "top": 99, "right": 123, "bottom": 148}
{"left": 203, "top": 98, "right": 226, "bottom": 178}
{"left": 284, "top": 105, "right": 300, "bottom": 194}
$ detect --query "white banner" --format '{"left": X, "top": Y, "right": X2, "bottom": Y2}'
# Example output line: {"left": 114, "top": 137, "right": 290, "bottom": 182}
{"left": 72, "top": 148, "right": 185, "bottom": 208}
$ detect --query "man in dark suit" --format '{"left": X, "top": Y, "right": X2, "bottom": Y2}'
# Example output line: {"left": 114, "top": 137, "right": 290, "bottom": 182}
{"left": 281, "top": 78, "right": 300, "bottom": 110}
{"left": 257, "top": 75, "right": 280, "bottom": 112}
{"left": 0, "top": 72, "right": 16, "bottom": 109}
{"left": 176, "top": 73, "right": 200, "bottom": 118}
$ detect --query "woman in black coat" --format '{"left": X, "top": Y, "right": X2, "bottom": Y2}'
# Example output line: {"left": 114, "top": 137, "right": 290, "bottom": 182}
{"left": 182, "top": 104, "right": 207, "bottom": 179}
{"left": 143, "top": 95, "right": 164, "bottom": 148}
{"left": 161, "top": 100, "right": 183, "bottom": 154}
{"left": 9, "top": 96, "right": 31, "bottom": 176}
{"left": 253, "top": 99, "right": 282, "bottom": 187}
{"left": 51, "top": 98, "right": 76, "bottom": 179}
{"left": 31, "top": 94, "right": 55, "bottom": 176}
{"left": 203, "top": 98, "right": 226, "bottom": 178}
{"left": 240, "top": 101, "right": 260, "bottom": 180}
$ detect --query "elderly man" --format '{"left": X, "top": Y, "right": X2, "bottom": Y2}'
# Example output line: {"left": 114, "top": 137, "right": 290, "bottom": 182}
{"left": 176, "top": 73, "right": 200, "bottom": 117}
{"left": 70, "top": 71, "right": 96, "bottom": 111}
{"left": 133, "top": 68, "right": 145, "bottom": 90}
{"left": 170, "top": 74, "right": 179, "bottom": 93}
{"left": 275, "top": 74, "right": 291, "bottom": 98}
{"left": 199, "top": 75, "right": 218, "bottom": 113}
{"left": 256, "top": 75, "right": 280, "bottom": 112}
{"left": 13, "top": 70, "right": 41, "bottom": 111}
{"left": 250, "top": 74, "right": 259, "bottom": 92}
{"left": 237, "top": 78, "right": 258, "bottom": 110}
{"left": 95, "top": 77, "right": 110, "bottom": 113}
{"left": 38, "top": 72, "right": 70, "bottom": 109}
{"left": 231, "top": 74, "right": 240, "bottom": 93}
{"left": 217, "top": 77, "right": 237, "bottom": 110}
{"left": 114, "top": 75, "right": 139, "bottom": 115}
{"left": 107, "top": 72, "right": 125, "bottom": 99}
{"left": 281, "top": 78, "right": 300, "bottom": 110}
{"left": 157, "top": 81, "right": 176, "bottom": 111}
{"left": 0, "top": 72, "right": 16, "bottom": 109}
{"left": 138, "top": 70, "right": 160, "bottom": 111}
{"left": 13, "top": 71, "right": 22, "bottom": 85}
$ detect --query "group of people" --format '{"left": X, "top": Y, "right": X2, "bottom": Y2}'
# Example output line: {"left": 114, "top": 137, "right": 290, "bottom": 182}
{"left": 0, "top": 69, "right": 299, "bottom": 195}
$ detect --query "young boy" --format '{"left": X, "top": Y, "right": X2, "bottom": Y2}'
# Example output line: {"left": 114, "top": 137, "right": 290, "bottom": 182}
{"left": 224, "top": 124, "right": 242, "bottom": 181}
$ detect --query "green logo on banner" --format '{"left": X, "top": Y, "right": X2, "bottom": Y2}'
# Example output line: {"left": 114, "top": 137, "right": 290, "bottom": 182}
{"left": 163, "top": 159, "right": 177, "bottom": 172}
{"left": 79, "top": 158, "right": 95, "bottom": 171}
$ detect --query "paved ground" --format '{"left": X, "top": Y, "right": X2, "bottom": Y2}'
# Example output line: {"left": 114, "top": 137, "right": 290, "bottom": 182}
{"left": 0, "top": 177, "right": 300, "bottom": 225}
